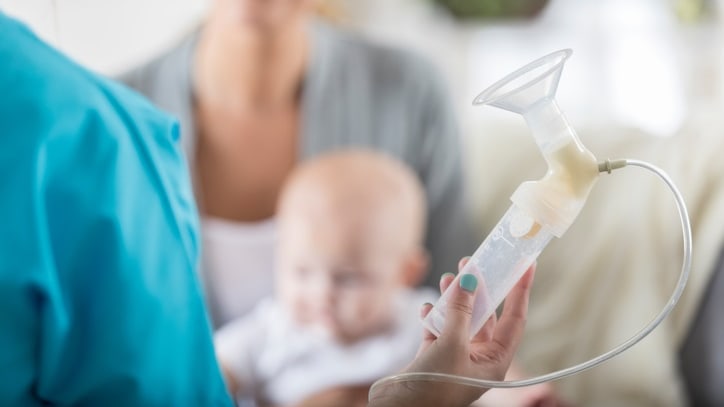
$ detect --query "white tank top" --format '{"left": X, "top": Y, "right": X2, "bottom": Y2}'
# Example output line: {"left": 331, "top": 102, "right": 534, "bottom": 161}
{"left": 200, "top": 216, "right": 277, "bottom": 329}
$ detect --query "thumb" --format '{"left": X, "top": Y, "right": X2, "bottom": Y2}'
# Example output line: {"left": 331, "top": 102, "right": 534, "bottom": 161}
{"left": 440, "top": 273, "right": 478, "bottom": 340}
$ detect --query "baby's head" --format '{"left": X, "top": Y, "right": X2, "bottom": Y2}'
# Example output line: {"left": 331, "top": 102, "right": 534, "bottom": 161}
{"left": 276, "top": 150, "right": 427, "bottom": 343}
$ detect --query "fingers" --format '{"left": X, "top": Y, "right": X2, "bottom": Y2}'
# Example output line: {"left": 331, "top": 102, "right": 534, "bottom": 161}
{"left": 438, "top": 257, "right": 477, "bottom": 340}
{"left": 419, "top": 302, "right": 436, "bottom": 343}
{"left": 473, "top": 309, "right": 497, "bottom": 343}
{"left": 420, "top": 302, "right": 433, "bottom": 319}
{"left": 424, "top": 257, "right": 472, "bottom": 346}
{"left": 458, "top": 256, "right": 470, "bottom": 270}
{"left": 428, "top": 257, "right": 481, "bottom": 344}
{"left": 440, "top": 272, "right": 478, "bottom": 340}
{"left": 439, "top": 272, "right": 455, "bottom": 294}
{"left": 438, "top": 256, "right": 469, "bottom": 295}
{"left": 492, "top": 263, "right": 536, "bottom": 352}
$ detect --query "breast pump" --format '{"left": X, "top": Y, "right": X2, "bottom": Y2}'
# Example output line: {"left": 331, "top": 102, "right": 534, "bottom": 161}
{"left": 371, "top": 49, "right": 692, "bottom": 392}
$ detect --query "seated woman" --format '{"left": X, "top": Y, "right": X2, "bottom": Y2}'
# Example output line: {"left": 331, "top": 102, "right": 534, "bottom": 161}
{"left": 120, "top": 0, "right": 476, "bottom": 328}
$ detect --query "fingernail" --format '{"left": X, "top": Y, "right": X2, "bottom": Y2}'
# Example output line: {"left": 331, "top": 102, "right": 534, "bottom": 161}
{"left": 459, "top": 274, "right": 478, "bottom": 293}
{"left": 420, "top": 303, "right": 433, "bottom": 319}
{"left": 441, "top": 272, "right": 455, "bottom": 281}
{"left": 459, "top": 256, "right": 471, "bottom": 266}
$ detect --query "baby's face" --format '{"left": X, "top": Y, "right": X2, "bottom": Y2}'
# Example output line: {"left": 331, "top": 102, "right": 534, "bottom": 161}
{"left": 276, "top": 214, "right": 406, "bottom": 343}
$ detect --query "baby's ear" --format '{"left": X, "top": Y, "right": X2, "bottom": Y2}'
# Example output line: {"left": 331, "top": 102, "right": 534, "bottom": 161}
{"left": 400, "top": 248, "right": 429, "bottom": 287}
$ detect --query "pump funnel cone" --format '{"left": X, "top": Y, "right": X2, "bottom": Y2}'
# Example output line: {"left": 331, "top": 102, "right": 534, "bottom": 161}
{"left": 473, "top": 49, "right": 571, "bottom": 114}
{"left": 470, "top": 48, "right": 598, "bottom": 238}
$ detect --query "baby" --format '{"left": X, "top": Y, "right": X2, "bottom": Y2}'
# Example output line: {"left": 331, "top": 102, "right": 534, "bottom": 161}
{"left": 214, "top": 150, "right": 435, "bottom": 406}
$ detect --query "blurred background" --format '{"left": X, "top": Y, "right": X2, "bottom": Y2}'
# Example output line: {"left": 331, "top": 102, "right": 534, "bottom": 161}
{"left": 1, "top": 0, "right": 722, "bottom": 139}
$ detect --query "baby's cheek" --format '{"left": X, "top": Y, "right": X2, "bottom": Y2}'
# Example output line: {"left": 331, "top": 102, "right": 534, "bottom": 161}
{"left": 284, "top": 294, "right": 310, "bottom": 324}
{"left": 353, "top": 293, "right": 385, "bottom": 324}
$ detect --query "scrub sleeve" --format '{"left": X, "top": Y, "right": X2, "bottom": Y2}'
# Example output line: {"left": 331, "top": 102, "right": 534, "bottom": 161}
{"left": 0, "top": 12, "right": 232, "bottom": 407}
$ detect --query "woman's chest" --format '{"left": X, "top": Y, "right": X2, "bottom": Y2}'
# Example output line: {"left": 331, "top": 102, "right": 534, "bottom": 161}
{"left": 194, "top": 109, "right": 300, "bottom": 220}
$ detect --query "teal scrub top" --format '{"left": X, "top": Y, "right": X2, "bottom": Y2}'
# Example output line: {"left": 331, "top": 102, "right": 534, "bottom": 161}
{"left": 0, "top": 12, "right": 232, "bottom": 406}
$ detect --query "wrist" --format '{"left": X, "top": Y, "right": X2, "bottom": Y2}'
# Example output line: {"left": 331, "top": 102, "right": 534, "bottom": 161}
{"left": 367, "top": 381, "right": 461, "bottom": 407}
{"left": 367, "top": 381, "right": 419, "bottom": 407}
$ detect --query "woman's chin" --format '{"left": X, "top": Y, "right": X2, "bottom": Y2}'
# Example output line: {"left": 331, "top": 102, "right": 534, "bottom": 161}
{"left": 231, "top": 4, "right": 290, "bottom": 31}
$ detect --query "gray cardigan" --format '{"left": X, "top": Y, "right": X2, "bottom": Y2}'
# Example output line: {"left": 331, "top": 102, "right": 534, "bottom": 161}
{"left": 120, "top": 21, "right": 477, "bottom": 287}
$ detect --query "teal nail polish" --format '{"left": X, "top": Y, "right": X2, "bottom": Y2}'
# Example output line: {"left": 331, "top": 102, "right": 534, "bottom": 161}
{"left": 441, "top": 272, "right": 455, "bottom": 280}
{"left": 459, "top": 274, "right": 478, "bottom": 292}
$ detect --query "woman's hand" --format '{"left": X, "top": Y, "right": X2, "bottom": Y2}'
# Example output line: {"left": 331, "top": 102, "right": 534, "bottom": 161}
{"left": 368, "top": 258, "right": 536, "bottom": 407}
{"left": 475, "top": 360, "right": 574, "bottom": 407}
